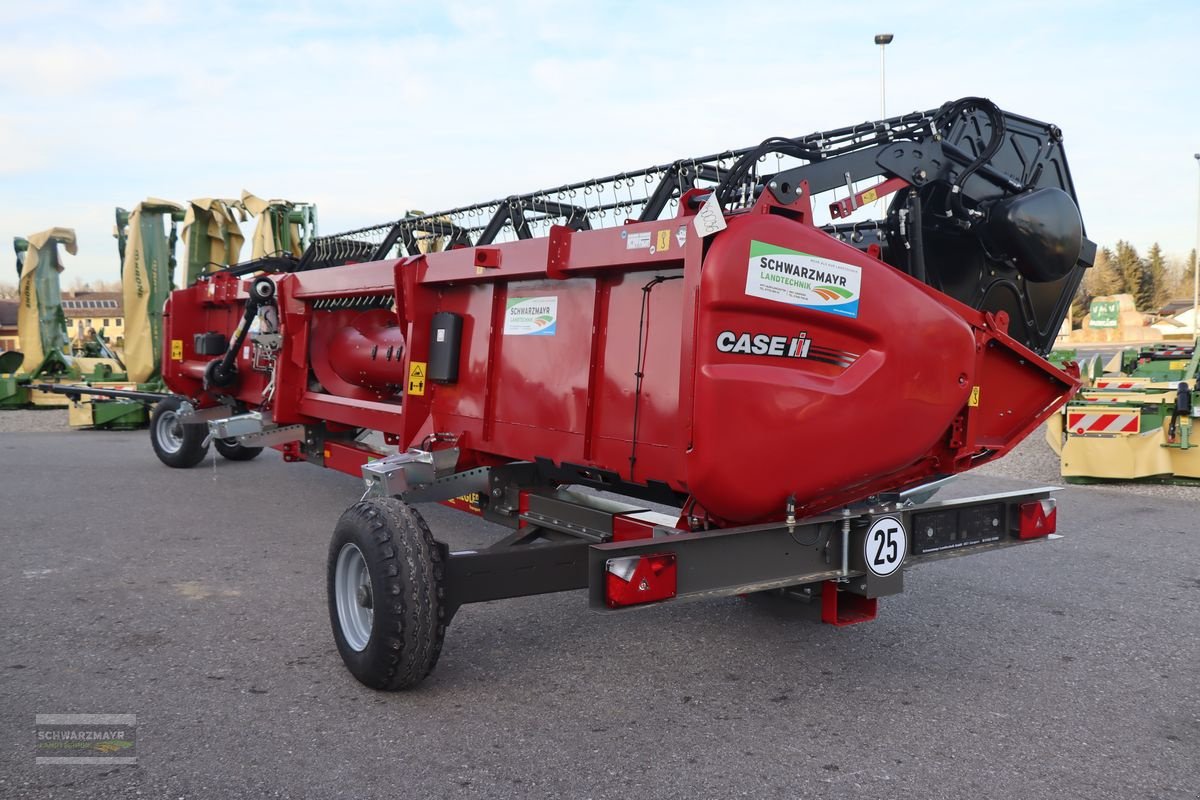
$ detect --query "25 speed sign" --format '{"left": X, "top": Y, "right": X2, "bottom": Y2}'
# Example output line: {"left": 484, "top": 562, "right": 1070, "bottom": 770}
{"left": 864, "top": 516, "right": 907, "bottom": 577}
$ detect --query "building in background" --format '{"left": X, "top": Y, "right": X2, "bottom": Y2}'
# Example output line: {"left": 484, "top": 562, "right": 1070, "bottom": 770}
{"left": 0, "top": 300, "right": 18, "bottom": 352}
{"left": 61, "top": 291, "right": 125, "bottom": 347}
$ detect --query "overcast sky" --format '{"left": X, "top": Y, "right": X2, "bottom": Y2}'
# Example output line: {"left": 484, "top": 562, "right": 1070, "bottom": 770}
{"left": 2, "top": 0, "right": 1198, "bottom": 282}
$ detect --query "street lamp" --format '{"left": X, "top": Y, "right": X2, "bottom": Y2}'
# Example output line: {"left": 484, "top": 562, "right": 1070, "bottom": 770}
{"left": 874, "top": 34, "right": 894, "bottom": 118}
{"left": 1193, "top": 153, "right": 1199, "bottom": 338}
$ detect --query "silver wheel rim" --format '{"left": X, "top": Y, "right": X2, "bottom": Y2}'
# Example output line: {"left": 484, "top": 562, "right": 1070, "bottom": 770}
{"left": 157, "top": 410, "right": 184, "bottom": 454}
{"left": 334, "top": 543, "right": 373, "bottom": 651}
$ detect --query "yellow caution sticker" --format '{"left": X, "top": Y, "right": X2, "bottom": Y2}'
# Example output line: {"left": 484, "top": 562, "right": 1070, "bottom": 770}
{"left": 170, "top": 339, "right": 183, "bottom": 360}
{"left": 861, "top": 188, "right": 879, "bottom": 204}
{"left": 408, "top": 361, "right": 427, "bottom": 396}
{"left": 1169, "top": 359, "right": 1188, "bottom": 370}
{"left": 656, "top": 229, "right": 671, "bottom": 252}
{"left": 968, "top": 385, "right": 981, "bottom": 407}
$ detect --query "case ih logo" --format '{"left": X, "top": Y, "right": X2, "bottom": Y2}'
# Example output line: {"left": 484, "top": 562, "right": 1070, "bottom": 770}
{"left": 715, "top": 331, "right": 859, "bottom": 369}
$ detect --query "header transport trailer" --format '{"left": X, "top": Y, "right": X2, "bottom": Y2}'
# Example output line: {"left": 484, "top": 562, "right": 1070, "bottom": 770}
{"left": 151, "top": 97, "right": 1092, "bottom": 689}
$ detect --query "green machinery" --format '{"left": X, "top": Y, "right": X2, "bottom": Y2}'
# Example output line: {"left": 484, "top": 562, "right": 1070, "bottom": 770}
{"left": 0, "top": 229, "right": 127, "bottom": 411}
{"left": 1046, "top": 339, "right": 1199, "bottom": 483}
{"left": 1047, "top": 381, "right": 1200, "bottom": 484}
{"left": 42, "top": 195, "right": 316, "bottom": 427}
{"left": 1111, "top": 342, "right": 1197, "bottom": 384}
{"left": 62, "top": 200, "right": 218, "bottom": 428}
{"left": 29, "top": 202, "right": 188, "bottom": 428}
{"left": 1046, "top": 348, "right": 1077, "bottom": 369}
{"left": 239, "top": 192, "right": 317, "bottom": 263}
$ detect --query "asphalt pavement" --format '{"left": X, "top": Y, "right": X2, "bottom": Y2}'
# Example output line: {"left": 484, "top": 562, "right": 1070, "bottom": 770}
{"left": 1, "top": 429, "right": 1198, "bottom": 799}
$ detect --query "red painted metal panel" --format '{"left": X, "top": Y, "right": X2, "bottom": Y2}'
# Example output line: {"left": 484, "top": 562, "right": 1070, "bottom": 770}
{"left": 611, "top": 513, "right": 658, "bottom": 542}
{"left": 432, "top": 283, "right": 496, "bottom": 423}
{"left": 820, "top": 582, "right": 879, "bottom": 625}
{"left": 299, "top": 392, "right": 406, "bottom": 435}
{"left": 591, "top": 273, "right": 685, "bottom": 452}
{"left": 290, "top": 260, "right": 396, "bottom": 297}
{"left": 688, "top": 214, "right": 977, "bottom": 521}
{"left": 490, "top": 278, "right": 594, "bottom": 437}
{"left": 160, "top": 182, "right": 1077, "bottom": 527}
{"left": 322, "top": 440, "right": 384, "bottom": 478}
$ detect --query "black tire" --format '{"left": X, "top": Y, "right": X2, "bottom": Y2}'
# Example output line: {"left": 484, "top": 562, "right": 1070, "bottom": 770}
{"left": 327, "top": 498, "right": 447, "bottom": 690}
{"left": 149, "top": 396, "right": 209, "bottom": 469}
{"left": 214, "top": 438, "right": 263, "bottom": 461}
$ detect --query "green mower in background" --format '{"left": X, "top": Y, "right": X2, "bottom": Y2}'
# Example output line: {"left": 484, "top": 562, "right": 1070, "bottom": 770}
{"left": 35, "top": 194, "right": 317, "bottom": 428}
{"left": 42, "top": 202, "right": 185, "bottom": 428}
{"left": 1115, "top": 341, "right": 1198, "bottom": 383}
{"left": 54, "top": 199, "right": 208, "bottom": 428}
{"left": 0, "top": 239, "right": 31, "bottom": 408}
{"left": 1046, "top": 348, "right": 1077, "bottom": 368}
{"left": 0, "top": 229, "right": 129, "bottom": 412}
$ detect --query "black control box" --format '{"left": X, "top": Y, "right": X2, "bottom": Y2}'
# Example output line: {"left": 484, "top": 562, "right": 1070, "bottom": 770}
{"left": 194, "top": 331, "right": 228, "bottom": 356}
{"left": 429, "top": 312, "right": 463, "bottom": 383}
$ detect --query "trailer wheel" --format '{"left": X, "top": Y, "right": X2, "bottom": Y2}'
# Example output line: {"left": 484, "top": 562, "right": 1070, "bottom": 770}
{"left": 327, "top": 498, "right": 446, "bottom": 690}
{"left": 213, "top": 438, "right": 263, "bottom": 461}
{"left": 149, "top": 396, "right": 209, "bottom": 468}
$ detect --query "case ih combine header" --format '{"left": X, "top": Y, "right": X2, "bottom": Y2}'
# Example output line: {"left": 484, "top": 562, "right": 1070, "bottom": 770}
{"left": 152, "top": 98, "right": 1093, "bottom": 689}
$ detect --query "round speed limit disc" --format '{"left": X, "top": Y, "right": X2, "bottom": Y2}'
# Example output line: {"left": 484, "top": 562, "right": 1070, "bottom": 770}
{"left": 864, "top": 516, "right": 907, "bottom": 577}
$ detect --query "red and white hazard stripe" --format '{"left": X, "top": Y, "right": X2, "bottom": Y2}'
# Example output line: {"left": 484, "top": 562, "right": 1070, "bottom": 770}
{"left": 1066, "top": 410, "right": 1139, "bottom": 435}
{"left": 1093, "top": 379, "right": 1141, "bottom": 389}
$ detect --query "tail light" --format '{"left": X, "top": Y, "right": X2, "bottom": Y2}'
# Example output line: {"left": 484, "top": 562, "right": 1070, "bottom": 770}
{"left": 604, "top": 553, "right": 677, "bottom": 608}
{"left": 1017, "top": 498, "right": 1057, "bottom": 539}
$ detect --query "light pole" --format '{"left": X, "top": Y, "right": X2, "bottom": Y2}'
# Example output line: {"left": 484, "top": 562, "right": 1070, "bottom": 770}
{"left": 874, "top": 34, "right": 894, "bottom": 118}
{"left": 1193, "top": 153, "right": 1199, "bottom": 338}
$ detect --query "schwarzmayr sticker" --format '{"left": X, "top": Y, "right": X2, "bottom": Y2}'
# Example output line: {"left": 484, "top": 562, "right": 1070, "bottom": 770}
{"left": 503, "top": 296, "right": 557, "bottom": 336}
{"left": 746, "top": 240, "right": 862, "bottom": 319}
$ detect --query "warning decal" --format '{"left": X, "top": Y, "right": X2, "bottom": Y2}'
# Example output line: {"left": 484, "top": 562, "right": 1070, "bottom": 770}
{"left": 1066, "top": 409, "right": 1140, "bottom": 435}
{"left": 170, "top": 339, "right": 183, "bottom": 360}
{"left": 655, "top": 229, "right": 671, "bottom": 252}
{"left": 745, "top": 240, "right": 862, "bottom": 319}
{"left": 408, "top": 361, "right": 427, "bottom": 396}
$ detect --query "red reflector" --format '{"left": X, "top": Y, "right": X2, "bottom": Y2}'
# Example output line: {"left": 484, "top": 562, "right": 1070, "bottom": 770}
{"left": 1017, "top": 498, "right": 1057, "bottom": 539}
{"left": 604, "top": 553, "right": 677, "bottom": 608}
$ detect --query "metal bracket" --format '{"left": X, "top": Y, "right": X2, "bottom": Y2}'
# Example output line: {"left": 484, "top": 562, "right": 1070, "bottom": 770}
{"left": 402, "top": 467, "right": 491, "bottom": 504}
{"left": 176, "top": 401, "right": 238, "bottom": 425}
{"left": 360, "top": 447, "right": 462, "bottom": 498}
{"left": 898, "top": 475, "right": 957, "bottom": 506}
{"left": 209, "top": 411, "right": 266, "bottom": 438}
{"left": 235, "top": 424, "right": 305, "bottom": 448}
{"left": 206, "top": 410, "right": 303, "bottom": 448}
